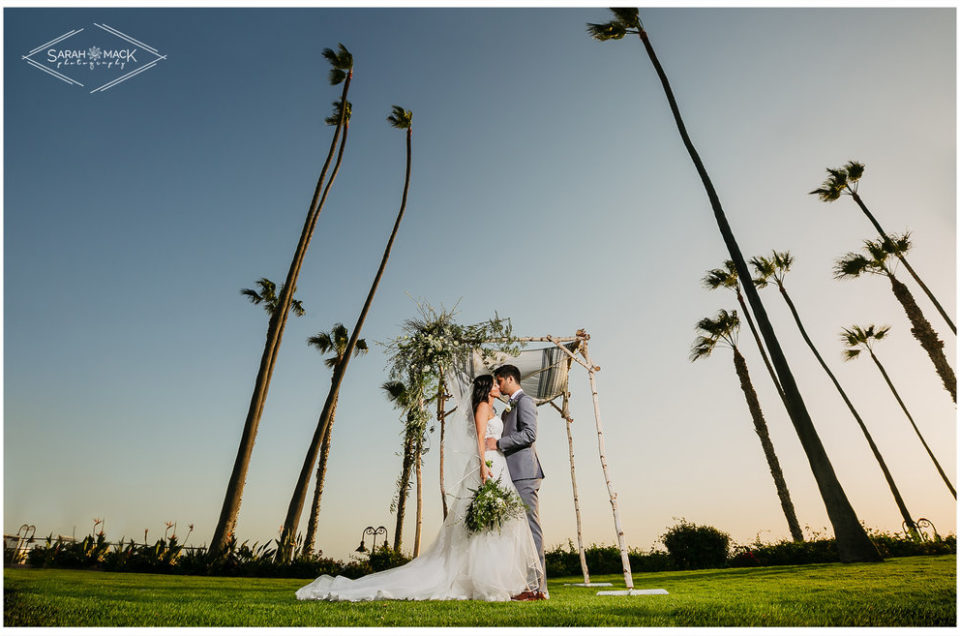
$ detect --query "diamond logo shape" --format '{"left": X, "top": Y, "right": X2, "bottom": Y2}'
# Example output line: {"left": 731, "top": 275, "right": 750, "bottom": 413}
{"left": 22, "top": 23, "right": 166, "bottom": 93}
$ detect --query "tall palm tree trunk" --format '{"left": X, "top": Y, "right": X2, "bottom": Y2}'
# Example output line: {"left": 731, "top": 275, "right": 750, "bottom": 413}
{"left": 635, "top": 26, "right": 880, "bottom": 561}
{"left": 735, "top": 288, "right": 785, "bottom": 400}
{"left": 775, "top": 284, "right": 919, "bottom": 537}
{"left": 851, "top": 192, "right": 956, "bottom": 334}
{"left": 413, "top": 436, "right": 423, "bottom": 557}
{"left": 436, "top": 371, "right": 449, "bottom": 520}
{"left": 279, "top": 122, "right": 414, "bottom": 560}
{"left": 887, "top": 275, "right": 956, "bottom": 402}
{"left": 210, "top": 73, "right": 352, "bottom": 555}
{"left": 392, "top": 416, "right": 416, "bottom": 552}
{"left": 731, "top": 347, "right": 804, "bottom": 542}
{"left": 868, "top": 351, "right": 956, "bottom": 498}
{"left": 303, "top": 393, "right": 340, "bottom": 555}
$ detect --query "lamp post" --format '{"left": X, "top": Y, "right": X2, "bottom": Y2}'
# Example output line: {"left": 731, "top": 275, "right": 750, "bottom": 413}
{"left": 355, "top": 526, "right": 388, "bottom": 553}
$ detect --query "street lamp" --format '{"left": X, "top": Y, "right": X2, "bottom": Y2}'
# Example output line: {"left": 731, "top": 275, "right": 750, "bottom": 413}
{"left": 355, "top": 526, "right": 388, "bottom": 553}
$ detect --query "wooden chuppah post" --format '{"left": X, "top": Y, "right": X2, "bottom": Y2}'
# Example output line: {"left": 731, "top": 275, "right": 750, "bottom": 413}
{"left": 436, "top": 367, "right": 449, "bottom": 520}
{"left": 546, "top": 332, "right": 634, "bottom": 591}
{"left": 552, "top": 355, "right": 591, "bottom": 585}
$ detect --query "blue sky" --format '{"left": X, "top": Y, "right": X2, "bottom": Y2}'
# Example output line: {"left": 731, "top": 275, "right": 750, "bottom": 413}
{"left": 4, "top": 6, "right": 956, "bottom": 560}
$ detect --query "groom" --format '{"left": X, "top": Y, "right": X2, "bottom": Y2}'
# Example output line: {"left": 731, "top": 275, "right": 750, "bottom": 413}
{"left": 487, "top": 364, "right": 548, "bottom": 600}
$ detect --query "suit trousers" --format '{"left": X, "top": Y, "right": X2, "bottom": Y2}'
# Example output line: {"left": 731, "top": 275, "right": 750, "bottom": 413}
{"left": 514, "top": 477, "right": 546, "bottom": 593}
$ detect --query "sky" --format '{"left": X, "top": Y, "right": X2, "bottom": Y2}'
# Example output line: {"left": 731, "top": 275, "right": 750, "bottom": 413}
{"left": 3, "top": 4, "right": 956, "bottom": 562}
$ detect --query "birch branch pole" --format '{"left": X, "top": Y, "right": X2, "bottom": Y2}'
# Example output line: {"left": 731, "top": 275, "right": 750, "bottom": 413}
{"left": 559, "top": 359, "right": 591, "bottom": 586}
{"left": 579, "top": 340, "right": 634, "bottom": 590}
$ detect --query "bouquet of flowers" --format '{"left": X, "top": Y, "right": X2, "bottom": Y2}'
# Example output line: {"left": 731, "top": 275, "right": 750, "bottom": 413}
{"left": 465, "top": 462, "right": 528, "bottom": 533}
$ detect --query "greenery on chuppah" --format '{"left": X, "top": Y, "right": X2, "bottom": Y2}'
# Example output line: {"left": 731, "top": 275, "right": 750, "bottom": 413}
{"left": 381, "top": 302, "right": 520, "bottom": 553}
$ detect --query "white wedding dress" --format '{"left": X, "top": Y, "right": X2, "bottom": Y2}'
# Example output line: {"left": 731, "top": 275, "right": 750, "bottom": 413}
{"left": 295, "top": 414, "right": 543, "bottom": 602}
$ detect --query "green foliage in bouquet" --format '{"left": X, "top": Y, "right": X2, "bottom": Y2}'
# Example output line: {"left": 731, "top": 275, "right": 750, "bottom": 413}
{"left": 465, "top": 475, "right": 527, "bottom": 534}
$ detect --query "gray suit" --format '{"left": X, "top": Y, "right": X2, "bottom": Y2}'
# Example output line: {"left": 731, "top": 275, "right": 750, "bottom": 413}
{"left": 496, "top": 390, "right": 547, "bottom": 594}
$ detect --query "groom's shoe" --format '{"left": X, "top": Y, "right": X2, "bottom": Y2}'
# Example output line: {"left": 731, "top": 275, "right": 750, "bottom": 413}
{"left": 534, "top": 591, "right": 548, "bottom": 601}
{"left": 511, "top": 590, "right": 538, "bottom": 601}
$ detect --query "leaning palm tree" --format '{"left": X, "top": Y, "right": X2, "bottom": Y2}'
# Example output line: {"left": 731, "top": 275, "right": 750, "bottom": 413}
{"left": 382, "top": 379, "right": 426, "bottom": 554}
{"left": 753, "top": 250, "right": 920, "bottom": 538}
{"left": 278, "top": 105, "right": 415, "bottom": 561}
{"left": 587, "top": 8, "right": 880, "bottom": 561}
{"left": 835, "top": 234, "right": 956, "bottom": 403}
{"left": 704, "top": 261, "right": 784, "bottom": 400}
{"left": 210, "top": 44, "right": 354, "bottom": 555}
{"left": 691, "top": 309, "right": 804, "bottom": 543}
{"left": 842, "top": 324, "right": 955, "bottom": 499}
{"left": 302, "top": 324, "right": 369, "bottom": 555}
{"left": 811, "top": 161, "right": 955, "bottom": 334}
{"left": 240, "top": 277, "right": 305, "bottom": 318}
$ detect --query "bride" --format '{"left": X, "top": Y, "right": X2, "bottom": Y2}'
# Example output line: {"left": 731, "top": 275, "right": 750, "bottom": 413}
{"left": 295, "top": 372, "right": 543, "bottom": 602}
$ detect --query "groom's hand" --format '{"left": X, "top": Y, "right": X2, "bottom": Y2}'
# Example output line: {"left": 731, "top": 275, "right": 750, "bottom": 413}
{"left": 485, "top": 438, "right": 498, "bottom": 450}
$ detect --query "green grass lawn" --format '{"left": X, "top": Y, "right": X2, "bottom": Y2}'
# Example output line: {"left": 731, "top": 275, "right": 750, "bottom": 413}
{"left": 4, "top": 555, "right": 955, "bottom": 627}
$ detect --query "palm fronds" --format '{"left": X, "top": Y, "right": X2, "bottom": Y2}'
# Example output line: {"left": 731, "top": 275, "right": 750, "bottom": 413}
{"left": 586, "top": 21, "right": 629, "bottom": 41}
{"left": 308, "top": 323, "right": 367, "bottom": 368}
{"left": 841, "top": 324, "right": 891, "bottom": 361}
{"left": 749, "top": 255, "right": 775, "bottom": 288}
{"left": 322, "top": 43, "right": 353, "bottom": 85}
{"left": 387, "top": 105, "right": 412, "bottom": 130}
{"left": 587, "top": 8, "right": 641, "bottom": 41}
{"left": 690, "top": 309, "right": 740, "bottom": 361}
{"left": 240, "top": 278, "right": 304, "bottom": 316}
{"left": 834, "top": 252, "right": 875, "bottom": 279}
{"left": 702, "top": 260, "right": 739, "bottom": 290}
{"left": 844, "top": 160, "right": 864, "bottom": 182}
{"left": 751, "top": 251, "right": 792, "bottom": 287}
{"left": 324, "top": 100, "right": 352, "bottom": 126}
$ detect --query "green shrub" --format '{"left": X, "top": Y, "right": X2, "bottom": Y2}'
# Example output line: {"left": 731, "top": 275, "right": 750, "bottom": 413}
{"left": 869, "top": 529, "right": 956, "bottom": 558}
{"left": 545, "top": 541, "right": 672, "bottom": 577}
{"left": 545, "top": 540, "right": 582, "bottom": 577}
{"left": 584, "top": 543, "right": 624, "bottom": 574}
{"left": 661, "top": 519, "right": 730, "bottom": 570}
{"left": 629, "top": 549, "right": 672, "bottom": 572}
{"left": 728, "top": 530, "right": 957, "bottom": 567}
{"left": 20, "top": 526, "right": 956, "bottom": 578}
{"left": 368, "top": 545, "right": 410, "bottom": 572}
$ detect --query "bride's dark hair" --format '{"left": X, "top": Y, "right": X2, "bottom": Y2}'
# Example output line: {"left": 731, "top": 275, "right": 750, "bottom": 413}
{"left": 472, "top": 375, "right": 494, "bottom": 411}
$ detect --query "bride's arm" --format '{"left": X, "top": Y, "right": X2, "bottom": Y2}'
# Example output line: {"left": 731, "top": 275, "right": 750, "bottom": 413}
{"left": 474, "top": 403, "right": 493, "bottom": 483}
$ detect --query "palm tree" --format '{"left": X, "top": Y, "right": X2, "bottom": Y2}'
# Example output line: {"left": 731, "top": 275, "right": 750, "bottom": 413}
{"left": 278, "top": 105, "right": 415, "bottom": 560}
{"left": 842, "top": 324, "right": 955, "bottom": 499}
{"left": 835, "top": 235, "right": 956, "bottom": 403}
{"left": 210, "top": 44, "right": 354, "bottom": 555}
{"left": 302, "top": 324, "right": 369, "bottom": 555}
{"left": 691, "top": 309, "right": 804, "bottom": 543}
{"left": 811, "top": 161, "right": 955, "bottom": 334}
{"left": 753, "top": 251, "right": 920, "bottom": 538}
{"left": 240, "top": 277, "right": 305, "bottom": 318}
{"left": 704, "top": 261, "right": 784, "bottom": 400}
{"left": 587, "top": 8, "right": 880, "bottom": 561}
{"left": 382, "top": 379, "right": 425, "bottom": 554}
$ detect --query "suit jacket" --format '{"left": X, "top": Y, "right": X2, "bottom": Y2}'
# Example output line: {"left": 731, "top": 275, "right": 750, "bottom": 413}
{"left": 497, "top": 390, "right": 545, "bottom": 481}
